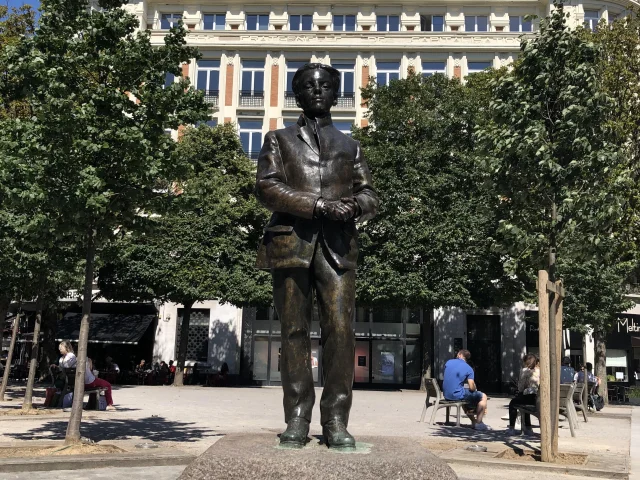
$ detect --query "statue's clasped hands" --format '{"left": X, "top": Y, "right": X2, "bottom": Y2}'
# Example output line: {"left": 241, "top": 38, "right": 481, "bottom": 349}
{"left": 316, "top": 197, "right": 360, "bottom": 222}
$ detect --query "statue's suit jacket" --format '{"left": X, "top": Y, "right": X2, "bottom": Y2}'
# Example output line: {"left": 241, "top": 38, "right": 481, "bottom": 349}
{"left": 256, "top": 114, "right": 378, "bottom": 271}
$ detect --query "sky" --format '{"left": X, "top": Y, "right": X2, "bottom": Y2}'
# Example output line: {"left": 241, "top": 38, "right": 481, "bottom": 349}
{"left": 4, "top": 0, "right": 40, "bottom": 10}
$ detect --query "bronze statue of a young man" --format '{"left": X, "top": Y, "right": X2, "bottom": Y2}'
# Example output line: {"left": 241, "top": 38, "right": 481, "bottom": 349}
{"left": 255, "top": 63, "right": 378, "bottom": 449}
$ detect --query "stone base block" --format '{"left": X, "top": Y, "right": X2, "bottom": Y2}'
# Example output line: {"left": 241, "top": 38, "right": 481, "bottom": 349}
{"left": 179, "top": 433, "right": 457, "bottom": 480}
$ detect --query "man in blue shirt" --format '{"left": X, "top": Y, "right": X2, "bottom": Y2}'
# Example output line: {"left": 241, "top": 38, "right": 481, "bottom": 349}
{"left": 442, "top": 349, "right": 491, "bottom": 431}
{"left": 560, "top": 356, "right": 575, "bottom": 384}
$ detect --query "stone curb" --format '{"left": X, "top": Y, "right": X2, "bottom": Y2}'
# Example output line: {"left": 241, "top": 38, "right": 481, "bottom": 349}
{"left": 0, "top": 451, "right": 196, "bottom": 473}
{"left": 439, "top": 451, "right": 629, "bottom": 479}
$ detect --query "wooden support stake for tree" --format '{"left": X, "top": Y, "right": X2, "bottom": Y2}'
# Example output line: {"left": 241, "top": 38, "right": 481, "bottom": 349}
{"left": 549, "top": 288, "right": 558, "bottom": 452}
{"left": 553, "top": 280, "right": 563, "bottom": 456}
{"left": 538, "top": 270, "right": 553, "bottom": 462}
{"left": 0, "top": 313, "right": 20, "bottom": 401}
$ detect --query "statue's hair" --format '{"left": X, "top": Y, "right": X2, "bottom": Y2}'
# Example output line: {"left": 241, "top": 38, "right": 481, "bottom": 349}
{"left": 291, "top": 63, "right": 341, "bottom": 100}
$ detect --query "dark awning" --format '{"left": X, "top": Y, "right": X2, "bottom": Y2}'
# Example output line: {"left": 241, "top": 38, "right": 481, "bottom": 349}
{"left": 56, "top": 313, "right": 155, "bottom": 345}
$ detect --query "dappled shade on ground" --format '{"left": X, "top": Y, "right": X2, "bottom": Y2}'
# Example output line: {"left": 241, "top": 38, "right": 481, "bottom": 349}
{"left": 4, "top": 416, "right": 219, "bottom": 443}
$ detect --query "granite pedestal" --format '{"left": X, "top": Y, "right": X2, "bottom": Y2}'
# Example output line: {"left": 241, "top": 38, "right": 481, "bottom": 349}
{"left": 179, "top": 433, "right": 457, "bottom": 480}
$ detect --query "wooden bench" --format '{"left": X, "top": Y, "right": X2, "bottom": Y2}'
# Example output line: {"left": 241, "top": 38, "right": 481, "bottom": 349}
{"left": 515, "top": 383, "right": 576, "bottom": 437}
{"left": 420, "top": 377, "right": 476, "bottom": 427}
{"left": 53, "top": 368, "right": 108, "bottom": 410}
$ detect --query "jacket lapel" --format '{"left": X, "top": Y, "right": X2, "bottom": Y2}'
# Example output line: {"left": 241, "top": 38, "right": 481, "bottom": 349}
{"left": 296, "top": 117, "right": 319, "bottom": 156}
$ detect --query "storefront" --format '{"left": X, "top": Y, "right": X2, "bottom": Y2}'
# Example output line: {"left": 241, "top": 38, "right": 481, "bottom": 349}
{"left": 247, "top": 306, "right": 423, "bottom": 388}
{"left": 526, "top": 311, "right": 586, "bottom": 369}
{"left": 606, "top": 315, "right": 640, "bottom": 385}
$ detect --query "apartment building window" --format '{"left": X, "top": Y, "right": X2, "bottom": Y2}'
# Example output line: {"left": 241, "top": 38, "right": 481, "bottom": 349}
{"left": 422, "top": 61, "right": 446, "bottom": 77}
{"left": 420, "top": 15, "right": 444, "bottom": 32}
{"left": 509, "top": 16, "right": 533, "bottom": 32}
{"left": 160, "top": 13, "right": 182, "bottom": 29}
{"left": 285, "top": 60, "right": 308, "bottom": 108}
{"left": 196, "top": 60, "right": 220, "bottom": 106}
{"left": 467, "top": 61, "right": 492, "bottom": 74}
{"left": 332, "top": 63, "right": 355, "bottom": 109}
{"left": 465, "top": 15, "right": 488, "bottom": 32}
{"left": 290, "top": 15, "right": 313, "bottom": 31}
{"left": 164, "top": 72, "right": 175, "bottom": 88}
{"left": 247, "top": 14, "right": 269, "bottom": 31}
{"left": 377, "top": 15, "right": 400, "bottom": 32}
{"left": 584, "top": 10, "right": 600, "bottom": 31}
{"left": 333, "top": 121, "right": 354, "bottom": 136}
{"left": 334, "top": 15, "right": 356, "bottom": 31}
{"left": 240, "top": 60, "right": 265, "bottom": 107}
{"left": 203, "top": 14, "right": 226, "bottom": 30}
{"left": 239, "top": 120, "right": 263, "bottom": 160}
{"left": 376, "top": 61, "right": 400, "bottom": 86}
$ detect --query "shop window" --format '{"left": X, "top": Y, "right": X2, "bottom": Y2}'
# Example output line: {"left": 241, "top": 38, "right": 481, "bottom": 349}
{"left": 606, "top": 348, "right": 628, "bottom": 381}
{"left": 467, "top": 61, "right": 492, "bottom": 75}
{"left": 465, "top": 15, "right": 488, "bottom": 32}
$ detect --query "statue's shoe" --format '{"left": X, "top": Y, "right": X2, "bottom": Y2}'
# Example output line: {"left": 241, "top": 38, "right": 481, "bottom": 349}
{"left": 322, "top": 420, "right": 356, "bottom": 450}
{"left": 279, "top": 417, "right": 310, "bottom": 448}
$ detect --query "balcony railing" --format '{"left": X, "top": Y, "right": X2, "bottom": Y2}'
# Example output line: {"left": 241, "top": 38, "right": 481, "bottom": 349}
{"left": 284, "top": 92, "right": 355, "bottom": 109}
{"left": 285, "top": 91, "right": 298, "bottom": 108}
{"left": 239, "top": 91, "right": 264, "bottom": 107}
{"left": 336, "top": 94, "right": 355, "bottom": 109}
{"left": 201, "top": 89, "right": 219, "bottom": 107}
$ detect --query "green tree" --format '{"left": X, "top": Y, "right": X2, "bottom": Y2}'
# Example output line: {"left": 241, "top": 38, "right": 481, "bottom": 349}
{"left": 477, "top": 5, "right": 634, "bottom": 396}
{"left": 353, "top": 71, "right": 521, "bottom": 378}
{"left": 0, "top": 0, "right": 207, "bottom": 442}
{"left": 99, "top": 124, "right": 270, "bottom": 386}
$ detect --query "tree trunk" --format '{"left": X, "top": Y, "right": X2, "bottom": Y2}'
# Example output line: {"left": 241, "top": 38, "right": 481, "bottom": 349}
{"left": 173, "top": 301, "right": 193, "bottom": 387}
{"left": 594, "top": 331, "right": 607, "bottom": 404}
{"left": 38, "top": 308, "right": 59, "bottom": 381}
{"left": 0, "top": 309, "right": 20, "bottom": 401}
{"left": 65, "top": 232, "right": 96, "bottom": 445}
{"left": 22, "top": 295, "right": 44, "bottom": 411}
{"left": 420, "top": 307, "right": 434, "bottom": 392}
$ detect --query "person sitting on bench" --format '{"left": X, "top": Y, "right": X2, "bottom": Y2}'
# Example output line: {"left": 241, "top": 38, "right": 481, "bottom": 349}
{"left": 507, "top": 354, "right": 540, "bottom": 436}
{"left": 85, "top": 357, "right": 116, "bottom": 411}
{"left": 442, "top": 349, "right": 491, "bottom": 431}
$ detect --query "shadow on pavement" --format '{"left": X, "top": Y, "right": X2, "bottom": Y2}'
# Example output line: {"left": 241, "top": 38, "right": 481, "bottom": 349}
{"left": 429, "top": 424, "right": 544, "bottom": 452}
{"left": 4, "top": 416, "right": 220, "bottom": 443}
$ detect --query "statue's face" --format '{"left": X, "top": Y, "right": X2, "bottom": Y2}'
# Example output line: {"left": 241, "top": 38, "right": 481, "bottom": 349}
{"left": 296, "top": 68, "right": 336, "bottom": 116}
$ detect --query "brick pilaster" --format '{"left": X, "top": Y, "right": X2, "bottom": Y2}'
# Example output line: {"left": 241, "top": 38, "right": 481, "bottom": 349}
{"left": 224, "top": 117, "right": 232, "bottom": 123}
{"left": 181, "top": 63, "right": 189, "bottom": 78}
{"left": 225, "top": 63, "right": 234, "bottom": 107}
{"left": 454, "top": 65, "right": 462, "bottom": 79}
{"left": 269, "top": 118, "right": 278, "bottom": 130}
{"left": 360, "top": 119, "right": 369, "bottom": 128}
{"left": 361, "top": 64, "right": 370, "bottom": 107}
{"left": 270, "top": 64, "right": 280, "bottom": 107}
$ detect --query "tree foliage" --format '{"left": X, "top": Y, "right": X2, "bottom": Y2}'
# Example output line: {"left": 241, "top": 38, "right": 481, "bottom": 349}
{"left": 98, "top": 124, "right": 271, "bottom": 384}
{"left": 0, "top": 0, "right": 207, "bottom": 441}
{"left": 353, "top": 71, "right": 520, "bottom": 309}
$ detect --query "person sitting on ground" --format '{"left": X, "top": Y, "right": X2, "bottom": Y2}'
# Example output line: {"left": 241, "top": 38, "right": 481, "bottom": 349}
{"left": 507, "top": 354, "right": 540, "bottom": 436}
{"left": 574, "top": 362, "right": 601, "bottom": 387}
{"left": 560, "top": 356, "right": 575, "bottom": 384}
{"left": 85, "top": 357, "right": 116, "bottom": 411}
{"left": 442, "top": 349, "right": 491, "bottom": 431}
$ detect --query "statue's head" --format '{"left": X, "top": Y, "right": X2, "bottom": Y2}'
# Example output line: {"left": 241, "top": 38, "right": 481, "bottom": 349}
{"left": 292, "top": 63, "right": 341, "bottom": 117}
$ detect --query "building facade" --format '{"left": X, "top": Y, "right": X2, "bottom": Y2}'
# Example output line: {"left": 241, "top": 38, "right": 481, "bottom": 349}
{"left": 119, "top": 1, "right": 633, "bottom": 390}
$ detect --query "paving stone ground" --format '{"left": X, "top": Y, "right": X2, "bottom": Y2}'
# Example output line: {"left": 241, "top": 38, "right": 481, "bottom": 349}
{"left": 0, "top": 384, "right": 636, "bottom": 479}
